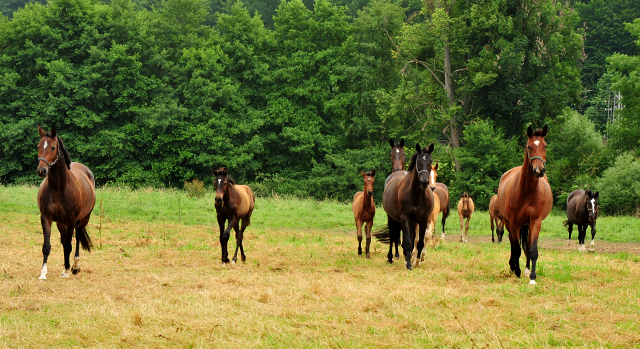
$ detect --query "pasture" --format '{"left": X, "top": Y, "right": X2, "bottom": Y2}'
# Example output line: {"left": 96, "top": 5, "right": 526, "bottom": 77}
{"left": 1, "top": 185, "right": 640, "bottom": 348}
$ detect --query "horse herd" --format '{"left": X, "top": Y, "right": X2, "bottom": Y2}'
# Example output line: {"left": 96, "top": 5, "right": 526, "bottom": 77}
{"left": 34, "top": 125, "right": 598, "bottom": 285}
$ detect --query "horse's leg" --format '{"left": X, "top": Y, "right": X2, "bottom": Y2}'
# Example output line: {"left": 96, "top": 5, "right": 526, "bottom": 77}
{"left": 231, "top": 220, "right": 242, "bottom": 264}
{"left": 527, "top": 221, "right": 541, "bottom": 285}
{"left": 508, "top": 225, "right": 521, "bottom": 277}
{"left": 386, "top": 216, "right": 397, "bottom": 264}
{"left": 217, "top": 215, "right": 230, "bottom": 264}
{"left": 356, "top": 219, "right": 364, "bottom": 256}
{"left": 566, "top": 222, "right": 573, "bottom": 249}
{"left": 458, "top": 212, "right": 464, "bottom": 242}
{"left": 58, "top": 221, "right": 74, "bottom": 278}
{"left": 491, "top": 217, "right": 495, "bottom": 243}
{"left": 400, "top": 217, "right": 414, "bottom": 270}
{"left": 39, "top": 216, "right": 53, "bottom": 280}
{"left": 464, "top": 215, "right": 471, "bottom": 243}
{"left": 441, "top": 208, "right": 447, "bottom": 239}
{"left": 589, "top": 221, "right": 596, "bottom": 252}
{"left": 520, "top": 225, "right": 531, "bottom": 278}
{"left": 415, "top": 223, "right": 426, "bottom": 267}
{"left": 578, "top": 224, "right": 587, "bottom": 252}
{"left": 364, "top": 220, "right": 372, "bottom": 259}
{"left": 394, "top": 238, "right": 400, "bottom": 259}
{"left": 238, "top": 218, "right": 249, "bottom": 262}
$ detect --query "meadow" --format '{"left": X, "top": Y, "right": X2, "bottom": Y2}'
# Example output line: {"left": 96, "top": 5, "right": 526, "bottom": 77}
{"left": 1, "top": 185, "right": 639, "bottom": 348}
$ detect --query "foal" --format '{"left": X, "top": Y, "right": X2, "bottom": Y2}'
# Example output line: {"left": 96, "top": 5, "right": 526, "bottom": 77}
{"left": 457, "top": 192, "right": 475, "bottom": 243}
{"left": 213, "top": 167, "right": 255, "bottom": 264}
{"left": 353, "top": 170, "right": 376, "bottom": 258}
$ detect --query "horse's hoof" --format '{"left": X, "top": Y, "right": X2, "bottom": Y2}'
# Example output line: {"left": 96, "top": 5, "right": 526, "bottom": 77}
{"left": 61, "top": 272, "right": 70, "bottom": 278}
{"left": 38, "top": 275, "right": 47, "bottom": 281}
{"left": 589, "top": 247, "right": 595, "bottom": 253}
{"left": 578, "top": 244, "right": 586, "bottom": 252}
{"left": 231, "top": 260, "right": 236, "bottom": 265}
{"left": 241, "top": 255, "right": 246, "bottom": 262}
{"left": 529, "top": 279, "right": 537, "bottom": 285}
{"left": 71, "top": 267, "right": 80, "bottom": 275}
{"left": 358, "top": 250, "right": 362, "bottom": 255}
{"left": 366, "top": 254, "right": 370, "bottom": 259}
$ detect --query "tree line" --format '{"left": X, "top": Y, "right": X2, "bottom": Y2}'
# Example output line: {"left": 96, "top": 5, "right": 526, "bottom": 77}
{"left": 1, "top": 0, "right": 640, "bottom": 214}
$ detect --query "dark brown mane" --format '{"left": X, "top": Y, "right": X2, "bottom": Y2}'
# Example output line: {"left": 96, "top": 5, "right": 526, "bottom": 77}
{"left": 406, "top": 153, "right": 418, "bottom": 172}
{"left": 532, "top": 129, "right": 545, "bottom": 137}
{"left": 364, "top": 171, "right": 374, "bottom": 177}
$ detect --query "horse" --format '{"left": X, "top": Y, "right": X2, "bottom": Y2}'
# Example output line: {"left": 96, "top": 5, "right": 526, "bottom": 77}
{"left": 36, "top": 125, "right": 95, "bottom": 280}
{"left": 212, "top": 167, "right": 255, "bottom": 264}
{"left": 378, "top": 143, "right": 435, "bottom": 270}
{"left": 386, "top": 138, "right": 406, "bottom": 259}
{"left": 489, "top": 195, "right": 505, "bottom": 243}
{"left": 564, "top": 189, "right": 599, "bottom": 252}
{"left": 352, "top": 170, "right": 376, "bottom": 258}
{"left": 429, "top": 163, "right": 450, "bottom": 239}
{"left": 497, "top": 125, "right": 552, "bottom": 285}
{"left": 457, "top": 192, "right": 475, "bottom": 242}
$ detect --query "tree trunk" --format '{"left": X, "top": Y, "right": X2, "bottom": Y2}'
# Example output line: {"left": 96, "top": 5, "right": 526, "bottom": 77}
{"left": 443, "top": 45, "right": 461, "bottom": 171}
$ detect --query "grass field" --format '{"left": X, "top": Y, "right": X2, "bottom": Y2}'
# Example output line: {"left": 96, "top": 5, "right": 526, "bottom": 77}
{"left": 1, "top": 185, "right": 640, "bottom": 348}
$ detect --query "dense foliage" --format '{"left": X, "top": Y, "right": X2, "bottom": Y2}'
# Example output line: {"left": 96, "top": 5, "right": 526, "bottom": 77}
{"left": 1, "top": 0, "right": 639, "bottom": 213}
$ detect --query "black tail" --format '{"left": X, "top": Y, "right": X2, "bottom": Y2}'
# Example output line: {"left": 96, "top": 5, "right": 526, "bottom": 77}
{"left": 563, "top": 219, "right": 570, "bottom": 230}
{"left": 520, "top": 225, "right": 529, "bottom": 253}
{"left": 75, "top": 222, "right": 93, "bottom": 252}
{"left": 443, "top": 206, "right": 450, "bottom": 219}
{"left": 374, "top": 226, "right": 391, "bottom": 243}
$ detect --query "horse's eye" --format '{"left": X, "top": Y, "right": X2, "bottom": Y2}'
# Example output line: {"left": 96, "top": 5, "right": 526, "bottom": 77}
{"left": 52, "top": 146, "right": 55, "bottom": 150}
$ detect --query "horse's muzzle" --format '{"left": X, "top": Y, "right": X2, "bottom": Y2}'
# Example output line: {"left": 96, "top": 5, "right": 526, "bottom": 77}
{"left": 37, "top": 167, "right": 48, "bottom": 178}
{"left": 367, "top": 190, "right": 373, "bottom": 197}
{"left": 533, "top": 167, "right": 546, "bottom": 178}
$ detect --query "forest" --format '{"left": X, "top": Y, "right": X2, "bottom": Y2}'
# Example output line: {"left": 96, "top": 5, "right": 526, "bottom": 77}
{"left": 1, "top": 0, "right": 640, "bottom": 214}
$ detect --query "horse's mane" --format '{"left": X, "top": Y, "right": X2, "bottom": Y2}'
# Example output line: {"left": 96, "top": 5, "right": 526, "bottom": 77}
{"left": 364, "top": 171, "right": 374, "bottom": 177}
{"left": 43, "top": 132, "right": 71, "bottom": 169}
{"left": 406, "top": 152, "right": 418, "bottom": 172}
{"left": 532, "top": 129, "right": 545, "bottom": 137}
{"left": 228, "top": 176, "right": 236, "bottom": 185}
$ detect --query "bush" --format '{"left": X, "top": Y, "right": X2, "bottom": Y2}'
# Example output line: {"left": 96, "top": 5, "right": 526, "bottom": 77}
{"left": 596, "top": 152, "right": 640, "bottom": 215}
{"left": 184, "top": 179, "right": 206, "bottom": 198}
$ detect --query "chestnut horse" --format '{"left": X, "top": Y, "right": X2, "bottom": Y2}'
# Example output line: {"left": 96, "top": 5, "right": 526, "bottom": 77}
{"left": 213, "top": 167, "right": 255, "bottom": 264}
{"left": 378, "top": 143, "right": 435, "bottom": 270}
{"left": 352, "top": 170, "right": 376, "bottom": 258}
{"left": 36, "top": 125, "right": 95, "bottom": 280}
{"left": 489, "top": 195, "right": 505, "bottom": 243}
{"left": 429, "top": 163, "right": 450, "bottom": 239}
{"left": 497, "top": 126, "right": 552, "bottom": 285}
{"left": 564, "top": 189, "right": 599, "bottom": 252}
{"left": 457, "top": 192, "right": 475, "bottom": 242}
{"left": 386, "top": 138, "right": 406, "bottom": 259}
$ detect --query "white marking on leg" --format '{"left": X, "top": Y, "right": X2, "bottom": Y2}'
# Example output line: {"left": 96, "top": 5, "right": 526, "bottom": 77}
{"left": 39, "top": 263, "right": 48, "bottom": 280}
{"left": 579, "top": 244, "right": 585, "bottom": 252}
{"left": 524, "top": 268, "right": 531, "bottom": 278}
{"left": 589, "top": 239, "right": 595, "bottom": 252}
{"left": 529, "top": 279, "right": 537, "bottom": 285}
{"left": 73, "top": 256, "right": 80, "bottom": 271}
{"left": 61, "top": 269, "right": 70, "bottom": 278}
{"left": 533, "top": 140, "right": 540, "bottom": 146}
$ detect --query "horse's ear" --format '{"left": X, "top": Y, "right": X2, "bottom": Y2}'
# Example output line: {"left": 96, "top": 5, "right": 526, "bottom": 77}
{"left": 427, "top": 143, "right": 434, "bottom": 153}
{"left": 400, "top": 138, "right": 404, "bottom": 147}
{"left": 50, "top": 126, "right": 57, "bottom": 138}
{"left": 542, "top": 125, "right": 548, "bottom": 137}
{"left": 221, "top": 167, "right": 227, "bottom": 176}
{"left": 371, "top": 169, "right": 376, "bottom": 177}
{"left": 415, "top": 143, "right": 421, "bottom": 153}
{"left": 594, "top": 191, "right": 599, "bottom": 199}
{"left": 38, "top": 124, "right": 45, "bottom": 137}
{"left": 389, "top": 138, "right": 395, "bottom": 147}
{"left": 361, "top": 171, "right": 366, "bottom": 178}
{"left": 585, "top": 189, "right": 592, "bottom": 196}
{"left": 434, "top": 163, "right": 439, "bottom": 171}
{"left": 527, "top": 126, "right": 533, "bottom": 138}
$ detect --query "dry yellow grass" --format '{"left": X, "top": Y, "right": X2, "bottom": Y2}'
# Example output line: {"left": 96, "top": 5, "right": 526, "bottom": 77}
{"left": 1, "top": 209, "right": 640, "bottom": 348}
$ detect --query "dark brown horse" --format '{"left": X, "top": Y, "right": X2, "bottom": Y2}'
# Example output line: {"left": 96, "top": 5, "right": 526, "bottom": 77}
{"left": 489, "top": 195, "right": 505, "bottom": 243}
{"left": 564, "top": 189, "right": 599, "bottom": 252}
{"left": 386, "top": 138, "right": 406, "bottom": 259}
{"left": 213, "top": 167, "right": 255, "bottom": 264}
{"left": 497, "top": 126, "right": 552, "bottom": 285}
{"left": 457, "top": 192, "right": 475, "bottom": 243}
{"left": 36, "top": 125, "right": 95, "bottom": 280}
{"left": 352, "top": 170, "right": 376, "bottom": 258}
{"left": 378, "top": 143, "right": 435, "bottom": 270}
{"left": 429, "top": 163, "right": 450, "bottom": 239}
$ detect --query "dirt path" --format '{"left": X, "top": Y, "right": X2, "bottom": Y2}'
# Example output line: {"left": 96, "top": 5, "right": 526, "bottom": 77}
{"left": 441, "top": 235, "right": 640, "bottom": 255}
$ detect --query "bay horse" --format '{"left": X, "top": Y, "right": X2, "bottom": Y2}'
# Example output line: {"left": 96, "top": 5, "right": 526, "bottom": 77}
{"left": 413, "top": 188, "right": 440, "bottom": 264}
{"left": 36, "top": 125, "right": 95, "bottom": 280}
{"left": 378, "top": 143, "right": 435, "bottom": 270}
{"left": 429, "top": 163, "right": 450, "bottom": 239}
{"left": 213, "top": 167, "right": 255, "bottom": 264}
{"left": 387, "top": 138, "right": 406, "bottom": 259}
{"left": 564, "top": 189, "right": 599, "bottom": 252}
{"left": 497, "top": 126, "right": 552, "bottom": 285}
{"left": 352, "top": 170, "right": 376, "bottom": 258}
{"left": 489, "top": 195, "right": 505, "bottom": 243}
{"left": 457, "top": 192, "right": 475, "bottom": 243}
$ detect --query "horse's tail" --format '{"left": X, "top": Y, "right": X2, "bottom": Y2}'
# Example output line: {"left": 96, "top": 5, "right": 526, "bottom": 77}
{"left": 443, "top": 206, "right": 450, "bottom": 219}
{"left": 520, "top": 225, "right": 528, "bottom": 253}
{"left": 75, "top": 222, "right": 93, "bottom": 252}
{"left": 562, "top": 219, "right": 570, "bottom": 230}
{"left": 373, "top": 226, "right": 391, "bottom": 243}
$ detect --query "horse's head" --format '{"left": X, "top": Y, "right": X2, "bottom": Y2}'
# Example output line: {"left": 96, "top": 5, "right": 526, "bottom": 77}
{"left": 586, "top": 190, "right": 599, "bottom": 222}
{"left": 461, "top": 192, "right": 470, "bottom": 212}
{"left": 389, "top": 138, "right": 405, "bottom": 172}
{"left": 408, "top": 142, "right": 434, "bottom": 189}
{"left": 526, "top": 125, "right": 548, "bottom": 178}
{"left": 212, "top": 166, "right": 229, "bottom": 208}
{"left": 361, "top": 170, "right": 375, "bottom": 197}
{"left": 36, "top": 125, "right": 61, "bottom": 178}
{"left": 429, "top": 163, "right": 439, "bottom": 190}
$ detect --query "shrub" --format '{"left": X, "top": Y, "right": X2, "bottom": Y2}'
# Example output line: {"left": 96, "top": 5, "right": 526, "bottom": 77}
{"left": 596, "top": 152, "right": 640, "bottom": 215}
{"left": 184, "top": 179, "right": 206, "bottom": 198}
